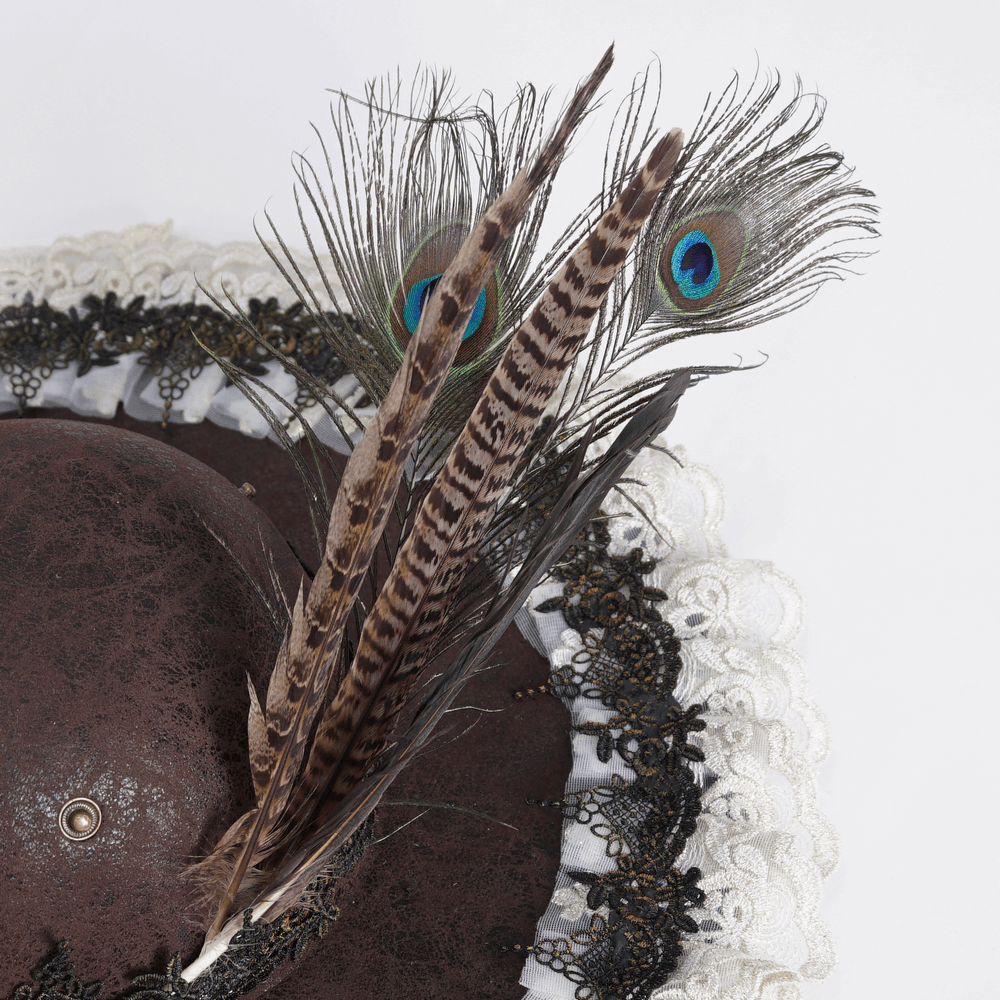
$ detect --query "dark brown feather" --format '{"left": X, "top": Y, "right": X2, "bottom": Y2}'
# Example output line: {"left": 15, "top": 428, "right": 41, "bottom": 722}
{"left": 192, "top": 45, "right": 615, "bottom": 950}
{"left": 288, "top": 128, "right": 686, "bottom": 823}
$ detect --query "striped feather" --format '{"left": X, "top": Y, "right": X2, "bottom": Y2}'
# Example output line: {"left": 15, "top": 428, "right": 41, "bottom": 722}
{"left": 193, "top": 45, "right": 614, "bottom": 950}
{"left": 229, "top": 373, "right": 696, "bottom": 930}
{"left": 246, "top": 671, "right": 270, "bottom": 805}
{"left": 289, "top": 128, "right": 685, "bottom": 823}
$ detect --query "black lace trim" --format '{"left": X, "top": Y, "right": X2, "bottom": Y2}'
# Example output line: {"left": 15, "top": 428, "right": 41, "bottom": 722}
{"left": 0, "top": 293, "right": 363, "bottom": 424}
{"left": 528, "top": 518, "right": 706, "bottom": 1000}
{"left": 11, "top": 943, "right": 103, "bottom": 1000}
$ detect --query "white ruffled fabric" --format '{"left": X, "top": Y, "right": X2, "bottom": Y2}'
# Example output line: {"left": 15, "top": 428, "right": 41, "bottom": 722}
{"left": 1, "top": 227, "right": 836, "bottom": 1000}
{"left": 0, "top": 222, "right": 372, "bottom": 450}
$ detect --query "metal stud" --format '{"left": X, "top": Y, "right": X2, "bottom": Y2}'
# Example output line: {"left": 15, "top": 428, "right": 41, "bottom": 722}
{"left": 58, "top": 797, "right": 102, "bottom": 841}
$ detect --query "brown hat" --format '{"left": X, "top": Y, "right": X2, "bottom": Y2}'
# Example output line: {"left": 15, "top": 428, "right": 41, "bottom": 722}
{"left": 0, "top": 415, "right": 565, "bottom": 1000}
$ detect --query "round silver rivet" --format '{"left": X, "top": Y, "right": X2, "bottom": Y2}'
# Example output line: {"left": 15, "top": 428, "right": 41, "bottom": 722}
{"left": 58, "top": 798, "right": 102, "bottom": 841}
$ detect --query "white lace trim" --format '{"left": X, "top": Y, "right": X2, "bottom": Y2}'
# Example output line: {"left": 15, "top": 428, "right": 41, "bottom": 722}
{"left": 2, "top": 228, "right": 836, "bottom": 999}
{"left": 519, "top": 446, "right": 836, "bottom": 1000}
{"left": 0, "top": 223, "right": 368, "bottom": 451}
{"left": 0, "top": 220, "right": 344, "bottom": 312}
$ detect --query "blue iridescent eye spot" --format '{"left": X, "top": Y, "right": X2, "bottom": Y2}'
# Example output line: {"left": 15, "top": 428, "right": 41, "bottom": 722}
{"left": 403, "top": 274, "right": 486, "bottom": 340}
{"left": 403, "top": 275, "right": 437, "bottom": 334}
{"left": 671, "top": 229, "right": 721, "bottom": 300}
{"left": 464, "top": 287, "right": 487, "bottom": 340}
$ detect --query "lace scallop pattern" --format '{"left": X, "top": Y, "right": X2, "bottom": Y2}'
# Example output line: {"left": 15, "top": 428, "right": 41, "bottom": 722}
{"left": 0, "top": 222, "right": 343, "bottom": 313}
{"left": 0, "top": 223, "right": 370, "bottom": 448}
{"left": 519, "top": 446, "right": 836, "bottom": 1000}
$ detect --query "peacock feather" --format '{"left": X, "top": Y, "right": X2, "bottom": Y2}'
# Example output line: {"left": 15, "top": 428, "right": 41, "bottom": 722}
{"left": 186, "top": 46, "right": 877, "bottom": 982}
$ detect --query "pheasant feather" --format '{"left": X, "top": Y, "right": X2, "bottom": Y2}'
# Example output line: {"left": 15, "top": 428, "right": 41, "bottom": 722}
{"left": 211, "top": 372, "right": 695, "bottom": 935}
{"left": 193, "top": 45, "right": 614, "bottom": 950}
{"left": 289, "top": 127, "right": 686, "bottom": 822}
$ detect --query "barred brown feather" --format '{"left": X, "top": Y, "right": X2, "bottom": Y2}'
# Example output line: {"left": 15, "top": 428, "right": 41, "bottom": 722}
{"left": 195, "top": 45, "right": 614, "bottom": 948}
{"left": 249, "top": 373, "right": 696, "bottom": 923}
{"left": 246, "top": 675, "right": 269, "bottom": 804}
{"left": 291, "top": 128, "right": 685, "bottom": 820}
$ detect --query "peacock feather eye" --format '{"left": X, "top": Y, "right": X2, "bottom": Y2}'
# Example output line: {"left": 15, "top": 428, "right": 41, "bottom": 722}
{"left": 670, "top": 231, "right": 720, "bottom": 299}
{"left": 390, "top": 222, "right": 500, "bottom": 365}
{"left": 658, "top": 210, "right": 747, "bottom": 312}
{"left": 403, "top": 275, "right": 487, "bottom": 341}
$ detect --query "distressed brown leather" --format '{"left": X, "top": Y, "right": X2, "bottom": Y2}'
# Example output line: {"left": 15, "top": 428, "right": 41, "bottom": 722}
{"left": 0, "top": 412, "right": 567, "bottom": 999}
{"left": 0, "top": 419, "right": 305, "bottom": 996}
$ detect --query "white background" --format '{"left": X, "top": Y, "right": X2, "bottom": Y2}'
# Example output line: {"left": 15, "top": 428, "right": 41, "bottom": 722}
{"left": 3, "top": 1, "right": 997, "bottom": 996}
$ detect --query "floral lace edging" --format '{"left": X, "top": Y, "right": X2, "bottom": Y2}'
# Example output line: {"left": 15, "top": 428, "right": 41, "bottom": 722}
{"left": 0, "top": 223, "right": 371, "bottom": 449}
{"left": 517, "top": 446, "right": 836, "bottom": 1000}
{"left": 0, "top": 221, "right": 344, "bottom": 314}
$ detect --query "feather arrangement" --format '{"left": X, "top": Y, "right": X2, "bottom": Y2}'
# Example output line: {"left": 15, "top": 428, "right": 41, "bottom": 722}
{"left": 184, "top": 47, "right": 876, "bottom": 981}
{"left": 187, "top": 46, "right": 621, "bottom": 972}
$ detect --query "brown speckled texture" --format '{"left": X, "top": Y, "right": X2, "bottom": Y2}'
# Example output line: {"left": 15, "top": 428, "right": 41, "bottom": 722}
{"left": 0, "top": 410, "right": 569, "bottom": 999}
{"left": 0, "top": 419, "right": 305, "bottom": 996}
